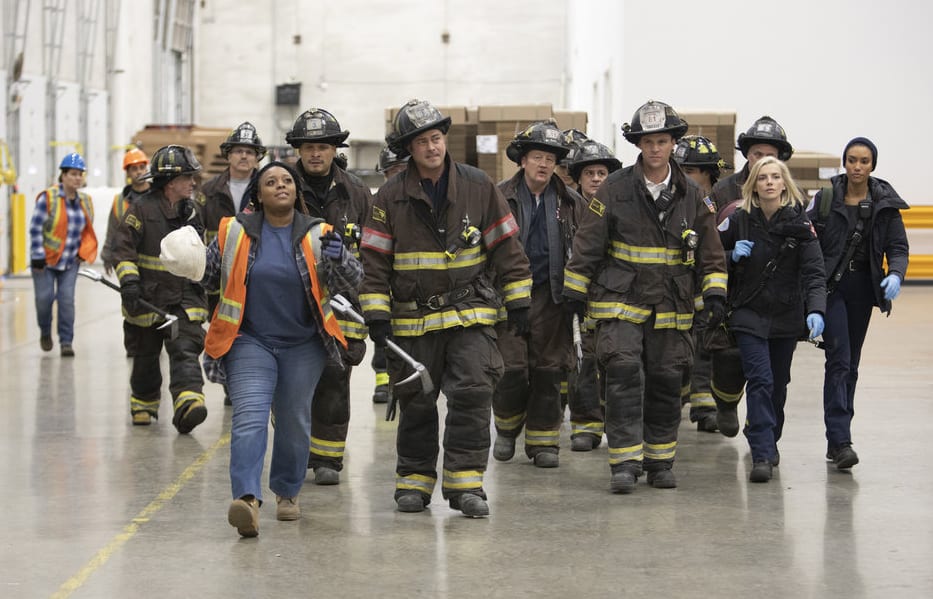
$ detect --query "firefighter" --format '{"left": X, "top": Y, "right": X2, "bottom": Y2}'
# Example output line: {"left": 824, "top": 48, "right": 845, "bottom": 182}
{"left": 490, "top": 120, "right": 583, "bottom": 469}
{"left": 360, "top": 99, "right": 531, "bottom": 517}
{"left": 565, "top": 139, "right": 621, "bottom": 451}
{"left": 285, "top": 107, "right": 372, "bottom": 486}
{"left": 562, "top": 100, "right": 728, "bottom": 494}
{"left": 101, "top": 148, "right": 150, "bottom": 358}
{"left": 708, "top": 116, "right": 794, "bottom": 437}
{"left": 29, "top": 152, "right": 98, "bottom": 357}
{"left": 672, "top": 135, "right": 729, "bottom": 431}
{"left": 369, "top": 146, "right": 409, "bottom": 406}
{"left": 112, "top": 145, "right": 209, "bottom": 431}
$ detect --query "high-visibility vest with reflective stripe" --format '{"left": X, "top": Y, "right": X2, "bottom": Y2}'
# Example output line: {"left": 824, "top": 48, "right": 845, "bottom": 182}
{"left": 204, "top": 217, "right": 347, "bottom": 359}
{"left": 40, "top": 186, "right": 98, "bottom": 266}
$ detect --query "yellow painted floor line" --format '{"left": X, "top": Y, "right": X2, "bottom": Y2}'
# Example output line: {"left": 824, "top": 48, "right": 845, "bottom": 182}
{"left": 51, "top": 433, "right": 231, "bottom": 599}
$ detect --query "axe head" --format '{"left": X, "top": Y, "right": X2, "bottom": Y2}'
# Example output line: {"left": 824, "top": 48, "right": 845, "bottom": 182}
{"left": 397, "top": 364, "right": 434, "bottom": 396}
{"left": 156, "top": 313, "right": 179, "bottom": 340}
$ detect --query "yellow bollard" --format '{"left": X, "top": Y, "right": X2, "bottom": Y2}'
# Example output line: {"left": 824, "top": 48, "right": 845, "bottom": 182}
{"left": 10, "top": 191, "right": 26, "bottom": 273}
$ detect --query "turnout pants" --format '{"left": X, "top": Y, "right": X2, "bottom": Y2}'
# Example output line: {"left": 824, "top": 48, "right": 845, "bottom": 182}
{"left": 569, "top": 328, "right": 605, "bottom": 442}
{"left": 309, "top": 338, "right": 366, "bottom": 471}
{"left": 389, "top": 325, "right": 503, "bottom": 503}
{"left": 493, "top": 287, "right": 571, "bottom": 457}
{"left": 596, "top": 316, "right": 691, "bottom": 475}
{"left": 687, "top": 319, "right": 717, "bottom": 421}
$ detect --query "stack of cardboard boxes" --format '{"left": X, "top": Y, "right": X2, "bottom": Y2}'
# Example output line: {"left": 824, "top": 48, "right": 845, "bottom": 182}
{"left": 385, "top": 104, "right": 588, "bottom": 183}
{"left": 131, "top": 125, "right": 232, "bottom": 179}
{"left": 786, "top": 152, "right": 841, "bottom": 194}
{"left": 679, "top": 111, "right": 737, "bottom": 178}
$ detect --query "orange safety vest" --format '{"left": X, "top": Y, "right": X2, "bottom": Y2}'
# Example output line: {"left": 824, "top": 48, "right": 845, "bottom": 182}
{"left": 40, "top": 185, "right": 98, "bottom": 266}
{"left": 204, "top": 216, "right": 348, "bottom": 359}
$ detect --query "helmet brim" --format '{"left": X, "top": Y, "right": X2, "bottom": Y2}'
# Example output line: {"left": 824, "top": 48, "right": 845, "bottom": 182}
{"left": 389, "top": 117, "right": 452, "bottom": 159}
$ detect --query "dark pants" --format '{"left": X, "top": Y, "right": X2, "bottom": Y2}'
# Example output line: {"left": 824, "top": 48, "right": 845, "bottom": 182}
{"left": 822, "top": 270, "right": 874, "bottom": 451}
{"left": 569, "top": 328, "right": 604, "bottom": 439}
{"left": 493, "top": 285, "right": 571, "bottom": 456}
{"left": 687, "top": 319, "right": 716, "bottom": 421}
{"left": 735, "top": 333, "right": 797, "bottom": 462}
{"left": 597, "top": 317, "right": 691, "bottom": 475}
{"left": 309, "top": 338, "right": 365, "bottom": 471}
{"left": 389, "top": 326, "right": 503, "bottom": 502}
{"left": 128, "top": 309, "right": 205, "bottom": 417}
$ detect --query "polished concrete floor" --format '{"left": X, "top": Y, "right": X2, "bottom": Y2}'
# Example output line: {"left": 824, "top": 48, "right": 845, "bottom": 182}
{"left": 1, "top": 273, "right": 931, "bottom": 598}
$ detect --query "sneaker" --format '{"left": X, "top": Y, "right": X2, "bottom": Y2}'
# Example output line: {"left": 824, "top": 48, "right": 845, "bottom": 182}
{"left": 313, "top": 466, "right": 340, "bottom": 486}
{"left": 492, "top": 435, "right": 516, "bottom": 461}
{"left": 132, "top": 411, "right": 152, "bottom": 426}
{"left": 40, "top": 335, "right": 53, "bottom": 352}
{"left": 173, "top": 399, "right": 207, "bottom": 434}
{"left": 571, "top": 434, "right": 600, "bottom": 452}
{"left": 696, "top": 414, "right": 719, "bottom": 433}
{"left": 750, "top": 460, "right": 773, "bottom": 483}
{"left": 532, "top": 452, "right": 559, "bottom": 468}
{"left": 451, "top": 494, "right": 489, "bottom": 518}
{"left": 228, "top": 496, "right": 260, "bottom": 537}
{"left": 396, "top": 492, "right": 427, "bottom": 513}
{"left": 772, "top": 449, "right": 781, "bottom": 467}
{"left": 830, "top": 445, "right": 859, "bottom": 470}
{"left": 610, "top": 470, "right": 637, "bottom": 494}
{"left": 60, "top": 344, "right": 74, "bottom": 357}
{"left": 647, "top": 469, "right": 677, "bottom": 489}
{"left": 275, "top": 496, "right": 300, "bottom": 521}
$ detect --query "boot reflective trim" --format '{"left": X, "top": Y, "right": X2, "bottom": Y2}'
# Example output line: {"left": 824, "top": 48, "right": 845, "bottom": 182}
{"left": 681, "top": 383, "right": 692, "bottom": 398}
{"left": 396, "top": 473, "right": 435, "bottom": 495}
{"left": 442, "top": 469, "right": 484, "bottom": 491}
{"left": 571, "top": 421, "right": 605, "bottom": 436}
{"left": 494, "top": 412, "right": 524, "bottom": 433}
{"left": 375, "top": 371, "right": 390, "bottom": 386}
{"left": 525, "top": 429, "right": 559, "bottom": 447}
{"left": 645, "top": 441, "right": 677, "bottom": 461}
{"left": 711, "top": 382, "right": 744, "bottom": 403}
{"left": 690, "top": 392, "right": 716, "bottom": 408}
{"left": 173, "top": 390, "right": 205, "bottom": 411}
{"left": 309, "top": 437, "right": 345, "bottom": 458}
{"left": 559, "top": 380, "right": 569, "bottom": 395}
{"left": 130, "top": 396, "right": 160, "bottom": 411}
{"left": 608, "top": 443, "right": 643, "bottom": 465}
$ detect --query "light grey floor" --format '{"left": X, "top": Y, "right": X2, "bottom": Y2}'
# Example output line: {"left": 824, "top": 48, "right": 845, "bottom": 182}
{"left": 1, "top": 273, "right": 931, "bottom": 598}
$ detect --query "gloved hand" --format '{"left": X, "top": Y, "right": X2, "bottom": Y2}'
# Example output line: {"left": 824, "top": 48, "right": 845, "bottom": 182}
{"left": 31, "top": 258, "right": 46, "bottom": 271}
{"left": 731, "top": 240, "right": 755, "bottom": 262}
{"left": 702, "top": 296, "right": 727, "bottom": 329}
{"left": 806, "top": 312, "right": 824, "bottom": 340}
{"left": 320, "top": 231, "right": 345, "bottom": 261}
{"left": 562, "top": 299, "right": 586, "bottom": 320}
{"left": 880, "top": 274, "right": 901, "bottom": 301}
{"left": 121, "top": 280, "right": 141, "bottom": 313}
{"left": 368, "top": 320, "right": 392, "bottom": 349}
{"left": 507, "top": 306, "right": 531, "bottom": 336}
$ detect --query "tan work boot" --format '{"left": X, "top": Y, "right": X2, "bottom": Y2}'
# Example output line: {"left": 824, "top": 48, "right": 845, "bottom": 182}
{"left": 275, "top": 495, "right": 300, "bottom": 521}
{"left": 228, "top": 496, "right": 260, "bottom": 537}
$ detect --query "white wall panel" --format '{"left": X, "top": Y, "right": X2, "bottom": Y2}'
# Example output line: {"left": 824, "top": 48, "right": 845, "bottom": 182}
{"left": 15, "top": 74, "right": 48, "bottom": 266}
{"left": 85, "top": 89, "right": 109, "bottom": 187}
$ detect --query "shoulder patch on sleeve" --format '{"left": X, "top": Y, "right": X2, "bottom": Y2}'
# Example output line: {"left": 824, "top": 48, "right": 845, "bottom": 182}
{"left": 125, "top": 214, "right": 141, "bottom": 231}
{"left": 588, "top": 198, "right": 606, "bottom": 217}
{"left": 703, "top": 196, "right": 716, "bottom": 213}
{"left": 372, "top": 205, "right": 387, "bottom": 224}
{"left": 717, "top": 216, "right": 730, "bottom": 232}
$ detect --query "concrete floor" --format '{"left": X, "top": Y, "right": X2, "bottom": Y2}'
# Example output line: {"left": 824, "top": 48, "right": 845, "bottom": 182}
{"left": 1, "top": 272, "right": 931, "bottom": 599}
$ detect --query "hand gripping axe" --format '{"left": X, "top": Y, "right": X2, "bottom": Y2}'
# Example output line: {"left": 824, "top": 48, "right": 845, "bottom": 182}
{"left": 78, "top": 268, "right": 180, "bottom": 340}
{"left": 330, "top": 294, "right": 434, "bottom": 421}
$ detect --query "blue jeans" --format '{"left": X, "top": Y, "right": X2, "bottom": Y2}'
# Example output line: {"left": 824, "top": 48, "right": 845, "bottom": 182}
{"left": 225, "top": 333, "right": 327, "bottom": 502}
{"left": 32, "top": 262, "right": 78, "bottom": 344}
{"left": 736, "top": 333, "right": 797, "bottom": 463}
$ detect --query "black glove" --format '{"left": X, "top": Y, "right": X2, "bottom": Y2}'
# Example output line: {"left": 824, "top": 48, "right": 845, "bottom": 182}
{"left": 702, "top": 296, "right": 727, "bottom": 330}
{"left": 369, "top": 321, "right": 392, "bottom": 349}
{"left": 31, "top": 258, "right": 46, "bottom": 271}
{"left": 121, "top": 280, "right": 141, "bottom": 313}
{"left": 507, "top": 306, "right": 530, "bottom": 336}
{"left": 562, "top": 299, "right": 586, "bottom": 320}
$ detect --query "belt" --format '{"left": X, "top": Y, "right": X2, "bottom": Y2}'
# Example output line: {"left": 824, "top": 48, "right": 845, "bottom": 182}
{"left": 847, "top": 260, "right": 870, "bottom": 272}
{"left": 395, "top": 285, "right": 475, "bottom": 312}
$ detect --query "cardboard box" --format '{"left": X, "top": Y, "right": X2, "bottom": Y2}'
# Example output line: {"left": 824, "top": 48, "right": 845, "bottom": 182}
{"left": 132, "top": 125, "right": 231, "bottom": 178}
{"left": 787, "top": 152, "right": 841, "bottom": 191}
{"left": 552, "top": 110, "right": 588, "bottom": 133}
{"left": 384, "top": 105, "right": 472, "bottom": 132}
{"left": 477, "top": 104, "right": 553, "bottom": 122}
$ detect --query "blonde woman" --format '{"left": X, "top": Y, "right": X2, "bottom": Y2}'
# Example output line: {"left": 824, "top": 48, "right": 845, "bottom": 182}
{"left": 717, "top": 157, "right": 826, "bottom": 483}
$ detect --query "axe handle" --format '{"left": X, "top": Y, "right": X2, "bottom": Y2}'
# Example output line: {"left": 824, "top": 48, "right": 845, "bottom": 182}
{"left": 85, "top": 271, "right": 175, "bottom": 321}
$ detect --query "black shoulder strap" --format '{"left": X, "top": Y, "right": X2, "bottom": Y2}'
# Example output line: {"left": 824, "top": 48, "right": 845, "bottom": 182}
{"left": 819, "top": 186, "right": 833, "bottom": 220}
{"left": 730, "top": 234, "right": 800, "bottom": 311}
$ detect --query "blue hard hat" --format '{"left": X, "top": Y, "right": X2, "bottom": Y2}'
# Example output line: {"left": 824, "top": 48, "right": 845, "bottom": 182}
{"left": 59, "top": 152, "right": 87, "bottom": 172}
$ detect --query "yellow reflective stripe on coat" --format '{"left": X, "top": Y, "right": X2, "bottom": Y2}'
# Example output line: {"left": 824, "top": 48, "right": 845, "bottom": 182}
{"left": 644, "top": 441, "right": 676, "bottom": 461}
{"left": 694, "top": 295, "right": 704, "bottom": 311}
{"left": 502, "top": 278, "right": 532, "bottom": 303}
{"left": 442, "top": 469, "right": 484, "bottom": 491}
{"left": 116, "top": 261, "right": 140, "bottom": 281}
{"left": 122, "top": 310, "right": 160, "bottom": 327}
{"left": 654, "top": 311, "right": 694, "bottom": 330}
{"left": 588, "top": 300, "right": 652, "bottom": 323}
{"left": 137, "top": 253, "right": 166, "bottom": 271}
{"left": 609, "top": 240, "right": 682, "bottom": 265}
{"left": 525, "top": 429, "right": 559, "bottom": 446}
{"left": 391, "top": 307, "right": 498, "bottom": 336}
{"left": 309, "top": 437, "right": 345, "bottom": 458}
{"left": 360, "top": 293, "right": 391, "bottom": 314}
{"left": 702, "top": 271, "right": 728, "bottom": 293}
{"left": 185, "top": 307, "right": 209, "bottom": 322}
{"left": 393, "top": 246, "right": 484, "bottom": 271}
{"left": 338, "top": 318, "right": 368, "bottom": 339}
{"left": 608, "top": 443, "right": 643, "bottom": 465}
{"left": 396, "top": 473, "right": 435, "bottom": 494}
{"left": 563, "top": 268, "right": 590, "bottom": 295}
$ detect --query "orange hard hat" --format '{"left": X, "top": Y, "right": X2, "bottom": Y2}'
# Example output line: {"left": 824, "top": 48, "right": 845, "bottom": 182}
{"left": 122, "top": 148, "right": 149, "bottom": 170}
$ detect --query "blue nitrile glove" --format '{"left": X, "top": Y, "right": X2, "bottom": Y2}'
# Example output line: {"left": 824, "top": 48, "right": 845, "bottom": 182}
{"left": 731, "top": 240, "right": 754, "bottom": 262}
{"left": 320, "top": 231, "right": 345, "bottom": 261}
{"left": 806, "top": 313, "right": 824, "bottom": 340}
{"left": 880, "top": 274, "right": 901, "bottom": 301}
